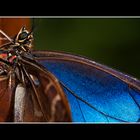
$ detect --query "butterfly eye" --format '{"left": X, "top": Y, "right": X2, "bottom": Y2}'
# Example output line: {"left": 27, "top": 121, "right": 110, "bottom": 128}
{"left": 18, "top": 32, "right": 28, "bottom": 40}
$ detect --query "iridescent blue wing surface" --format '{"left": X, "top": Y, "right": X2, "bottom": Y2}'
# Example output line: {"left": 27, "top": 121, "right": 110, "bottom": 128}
{"left": 33, "top": 51, "right": 140, "bottom": 123}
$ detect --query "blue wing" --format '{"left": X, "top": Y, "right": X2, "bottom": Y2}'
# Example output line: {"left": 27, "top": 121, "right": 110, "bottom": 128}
{"left": 34, "top": 51, "right": 140, "bottom": 123}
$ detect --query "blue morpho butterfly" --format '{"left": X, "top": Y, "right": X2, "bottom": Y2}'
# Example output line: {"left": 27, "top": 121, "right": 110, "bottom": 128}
{"left": 0, "top": 27, "right": 140, "bottom": 123}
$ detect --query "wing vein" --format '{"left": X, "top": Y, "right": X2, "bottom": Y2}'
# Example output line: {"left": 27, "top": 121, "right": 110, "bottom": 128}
{"left": 60, "top": 81, "right": 127, "bottom": 122}
{"left": 128, "top": 86, "right": 140, "bottom": 110}
{"left": 76, "top": 98, "right": 86, "bottom": 122}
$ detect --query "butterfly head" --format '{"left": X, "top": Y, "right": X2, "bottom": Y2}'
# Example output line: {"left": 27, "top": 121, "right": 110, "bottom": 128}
{"left": 14, "top": 26, "right": 33, "bottom": 51}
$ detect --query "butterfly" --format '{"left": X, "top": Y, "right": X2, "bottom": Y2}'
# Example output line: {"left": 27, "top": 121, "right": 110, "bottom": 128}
{"left": 0, "top": 26, "right": 140, "bottom": 123}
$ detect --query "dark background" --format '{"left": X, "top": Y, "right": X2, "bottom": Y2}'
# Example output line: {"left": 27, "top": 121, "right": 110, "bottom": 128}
{"left": 33, "top": 18, "right": 140, "bottom": 79}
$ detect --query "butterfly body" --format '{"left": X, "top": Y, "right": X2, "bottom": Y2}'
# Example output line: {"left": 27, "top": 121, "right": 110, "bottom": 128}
{"left": 0, "top": 27, "right": 71, "bottom": 122}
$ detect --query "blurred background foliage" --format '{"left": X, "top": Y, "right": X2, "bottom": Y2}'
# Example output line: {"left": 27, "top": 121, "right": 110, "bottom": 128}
{"left": 33, "top": 18, "right": 140, "bottom": 79}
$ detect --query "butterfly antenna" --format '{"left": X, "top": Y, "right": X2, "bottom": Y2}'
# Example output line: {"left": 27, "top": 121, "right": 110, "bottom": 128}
{"left": 29, "top": 18, "right": 41, "bottom": 35}
{"left": 0, "top": 29, "right": 13, "bottom": 43}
